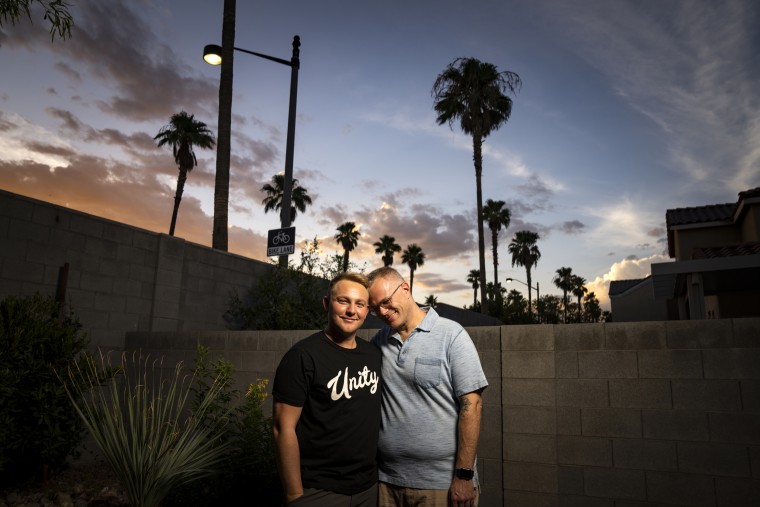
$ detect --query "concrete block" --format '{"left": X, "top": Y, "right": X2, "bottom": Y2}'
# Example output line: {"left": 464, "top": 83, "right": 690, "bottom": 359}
{"left": 242, "top": 350, "right": 277, "bottom": 372}
{"left": 559, "top": 495, "right": 613, "bottom": 507}
{"left": 638, "top": 350, "right": 703, "bottom": 379}
{"left": 709, "top": 413, "right": 760, "bottom": 444}
{"left": 478, "top": 456, "right": 502, "bottom": 492}
{"left": 741, "top": 381, "right": 760, "bottom": 412}
{"left": 581, "top": 408, "right": 642, "bottom": 438}
{"left": 672, "top": 379, "right": 742, "bottom": 411}
{"left": 505, "top": 406, "right": 557, "bottom": 435}
{"left": 503, "top": 491, "right": 558, "bottom": 507}
{"left": 578, "top": 351, "right": 637, "bottom": 378}
{"left": 643, "top": 410, "right": 709, "bottom": 441}
{"left": 94, "top": 293, "right": 127, "bottom": 313}
{"left": 583, "top": 468, "right": 645, "bottom": 500}
{"left": 556, "top": 379, "right": 609, "bottom": 407}
{"left": 715, "top": 477, "right": 760, "bottom": 507}
{"left": 610, "top": 379, "right": 672, "bottom": 409}
{"left": 504, "top": 378, "right": 556, "bottom": 407}
{"left": 69, "top": 214, "right": 104, "bottom": 237}
{"left": 504, "top": 462, "right": 558, "bottom": 494}
{"left": 556, "top": 435, "right": 611, "bottom": 466}
{"left": 9, "top": 216, "right": 49, "bottom": 242}
{"left": 506, "top": 434, "right": 557, "bottom": 464}
{"left": 557, "top": 407, "right": 582, "bottom": 435}
{"left": 613, "top": 438, "right": 677, "bottom": 471}
{"left": 84, "top": 237, "right": 118, "bottom": 258}
{"left": 480, "top": 348, "right": 501, "bottom": 378}
{"left": 646, "top": 471, "right": 716, "bottom": 507}
{"left": 555, "top": 324, "right": 604, "bottom": 351}
{"left": 606, "top": 321, "right": 667, "bottom": 349}
{"left": 667, "top": 319, "right": 732, "bottom": 348}
{"left": 505, "top": 324, "right": 555, "bottom": 350}
{"left": 732, "top": 318, "right": 760, "bottom": 347}
{"left": 678, "top": 441, "right": 751, "bottom": 477}
{"left": 557, "top": 466, "right": 584, "bottom": 495}
{"left": 556, "top": 351, "right": 578, "bottom": 378}
{"left": 466, "top": 326, "right": 502, "bottom": 350}
{"left": 2, "top": 258, "right": 45, "bottom": 283}
{"left": 504, "top": 351, "right": 555, "bottom": 378}
{"left": 479, "top": 415, "right": 501, "bottom": 460}
{"left": 704, "top": 349, "right": 760, "bottom": 379}
{"left": 752, "top": 446, "right": 760, "bottom": 479}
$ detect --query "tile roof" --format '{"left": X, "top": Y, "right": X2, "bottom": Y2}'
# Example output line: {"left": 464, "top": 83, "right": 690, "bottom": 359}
{"left": 691, "top": 243, "right": 760, "bottom": 259}
{"left": 609, "top": 277, "right": 649, "bottom": 296}
{"left": 665, "top": 203, "right": 734, "bottom": 227}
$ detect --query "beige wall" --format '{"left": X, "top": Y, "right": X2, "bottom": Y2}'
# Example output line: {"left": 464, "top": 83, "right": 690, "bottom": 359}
{"left": 127, "top": 318, "right": 760, "bottom": 507}
{"left": 0, "top": 189, "right": 273, "bottom": 349}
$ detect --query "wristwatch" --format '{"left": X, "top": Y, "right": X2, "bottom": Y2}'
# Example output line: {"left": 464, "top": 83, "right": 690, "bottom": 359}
{"left": 454, "top": 468, "right": 474, "bottom": 480}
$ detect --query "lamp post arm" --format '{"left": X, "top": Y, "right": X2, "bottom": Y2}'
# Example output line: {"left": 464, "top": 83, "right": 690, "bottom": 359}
{"left": 233, "top": 46, "right": 293, "bottom": 67}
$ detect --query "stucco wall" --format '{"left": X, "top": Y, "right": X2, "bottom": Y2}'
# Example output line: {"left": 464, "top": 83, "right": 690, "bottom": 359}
{"left": 127, "top": 318, "right": 760, "bottom": 507}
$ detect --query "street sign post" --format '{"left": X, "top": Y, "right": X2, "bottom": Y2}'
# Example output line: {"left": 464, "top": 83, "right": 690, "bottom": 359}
{"left": 267, "top": 227, "right": 296, "bottom": 257}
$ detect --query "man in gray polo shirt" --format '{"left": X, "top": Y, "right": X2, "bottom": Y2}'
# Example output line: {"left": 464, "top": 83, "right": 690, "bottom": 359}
{"left": 368, "top": 267, "right": 488, "bottom": 507}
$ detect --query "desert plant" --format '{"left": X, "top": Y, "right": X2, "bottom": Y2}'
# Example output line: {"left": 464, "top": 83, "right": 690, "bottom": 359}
{"left": 164, "top": 345, "right": 279, "bottom": 505}
{"left": 63, "top": 351, "right": 233, "bottom": 507}
{"left": 0, "top": 293, "right": 89, "bottom": 485}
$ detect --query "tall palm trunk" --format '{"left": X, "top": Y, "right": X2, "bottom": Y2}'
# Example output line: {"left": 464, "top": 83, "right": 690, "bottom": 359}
{"left": 473, "top": 134, "right": 488, "bottom": 315}
{"left": 526, "top": 267, "right": 533, "bottom": 318}
{"left": 491, "top": 228, "right": 499, "bottom": 297}
{"left": 212, "top": 0, "right": 235, "bottom": 251}
{"left": 169, "top": 169, "right": 187, "bottom": 236}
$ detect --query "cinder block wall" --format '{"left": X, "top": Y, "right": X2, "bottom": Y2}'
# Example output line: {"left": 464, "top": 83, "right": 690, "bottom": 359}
{"left": 128, "top": 318, "right": 760, "bottom": 507}
{"left": 0, "top": 189, "right": 272, "bottom": 349}
{"left": 505, "top": 319, "right": 760, "bottom": 507}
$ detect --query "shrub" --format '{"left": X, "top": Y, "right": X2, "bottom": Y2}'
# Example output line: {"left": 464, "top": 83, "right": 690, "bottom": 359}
{"left": 163, "top": 345, "right": 280, "bottom": 505}
{"left": 64, "top": 351, "right": 233, "bottom": 507}
{"left": 0, "top": 293, "right": 89, "bottom": 485}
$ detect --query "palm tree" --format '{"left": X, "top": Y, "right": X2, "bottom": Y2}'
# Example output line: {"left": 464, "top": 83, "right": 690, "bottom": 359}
{"left": 373, "top": 235, "right": 402, "bottom": 267}
{"left": 571, "top": 274, "right": 588, "bottom": 323}
{"left": 334, "top": 222, "right": 360, "bottom": 272}
{"left": 212, "top": 0, "right": 236, "bottom": 251}
{"left": 402, "top": 244, "right": 425, "bottom": 294}
{"left": 261, "top": 174, "right": 312, "bottom": 223}
{"left": 507, "top": 231, "right": 541, "bottom": 320}
{"left": 154, "top": 111, "right": 215, "bottom": 237}
{"left": 466, "top": 269, "right": 480, "bottom": 309}
{"left": 424, "top": 294, "right": 438, "bottom": 308}
{"left": 432, "top": 57, "right": 521, "bottom": 314}
{"left": 553, "top": 267, "right": 574, "bottom": 323}
{"left": 482, "top": 199, "right": 511, "bottom": 294}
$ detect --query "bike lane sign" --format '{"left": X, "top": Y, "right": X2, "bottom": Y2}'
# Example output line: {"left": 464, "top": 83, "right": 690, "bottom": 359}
{"left": 267, "top": 227, "right": 296, "bottom": 256}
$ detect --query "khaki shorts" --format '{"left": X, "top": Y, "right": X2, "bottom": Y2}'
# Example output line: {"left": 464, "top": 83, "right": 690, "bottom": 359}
{"left": 378, "top": 481, "right": 479, "bottom": 507}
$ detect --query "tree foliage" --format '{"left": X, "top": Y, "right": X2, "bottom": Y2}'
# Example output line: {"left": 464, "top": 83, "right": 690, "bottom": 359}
{"left": 0, "top": 293, "right": 89, "bottom": 485}
{"left": 0, "top": 0, "right": 73, "bottom": 40}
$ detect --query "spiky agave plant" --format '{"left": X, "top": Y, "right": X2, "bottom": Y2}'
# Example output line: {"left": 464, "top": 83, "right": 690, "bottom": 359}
{"left": 64, "top": 351, "right": 232, "bottom": 507}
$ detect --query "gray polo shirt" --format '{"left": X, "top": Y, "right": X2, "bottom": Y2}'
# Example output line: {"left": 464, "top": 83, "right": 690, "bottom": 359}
{"left": 371, "top": 307, "right": 488, "bottom": 489}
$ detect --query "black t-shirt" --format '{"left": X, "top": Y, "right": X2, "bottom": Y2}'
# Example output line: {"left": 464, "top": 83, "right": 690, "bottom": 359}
{"left": 273, "top": 332, "right": 382, "bottom": 495}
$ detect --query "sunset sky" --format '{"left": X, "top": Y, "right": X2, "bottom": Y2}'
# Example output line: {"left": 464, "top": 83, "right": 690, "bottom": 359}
{"left": 1, "top": 0, "right": 758, "bottom": 310}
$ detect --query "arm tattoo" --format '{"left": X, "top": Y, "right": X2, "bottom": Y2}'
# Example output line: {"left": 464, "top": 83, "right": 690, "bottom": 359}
{"left": 460, "top": 395, "right": 472, "bottom": 413}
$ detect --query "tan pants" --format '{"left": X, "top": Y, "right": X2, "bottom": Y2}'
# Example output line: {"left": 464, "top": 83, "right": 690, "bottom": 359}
{"left": 378, "top": 481, "right": 479, "bottom": 507}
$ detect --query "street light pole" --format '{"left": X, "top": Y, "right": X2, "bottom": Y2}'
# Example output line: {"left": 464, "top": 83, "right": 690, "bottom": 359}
{"left": 506, "top": 277, "right": 541, "bottom": 323}
{"left": 203, "top": 35, "right": 301, "bottom": 266}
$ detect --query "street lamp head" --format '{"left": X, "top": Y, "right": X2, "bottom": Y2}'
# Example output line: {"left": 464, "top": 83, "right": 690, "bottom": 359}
{"left": 506, "top": 278, "right": 514, "bottom": 282}
{"left": 203, "top": 44, "right": 223, "bottom": 65}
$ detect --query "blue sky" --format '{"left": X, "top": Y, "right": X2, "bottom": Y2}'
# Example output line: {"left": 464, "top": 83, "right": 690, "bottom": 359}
{"left": 1, "top": 0, "right": 758, "bottom": 310}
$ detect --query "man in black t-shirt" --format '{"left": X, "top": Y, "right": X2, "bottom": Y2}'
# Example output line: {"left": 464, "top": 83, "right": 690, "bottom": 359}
{"left": 273, "top": 272, "right": 381, "bottom": 506}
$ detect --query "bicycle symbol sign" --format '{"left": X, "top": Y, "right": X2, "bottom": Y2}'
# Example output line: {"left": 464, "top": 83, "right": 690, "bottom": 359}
{"left": 267, "top": 227, "right": 296, "bottom": 257}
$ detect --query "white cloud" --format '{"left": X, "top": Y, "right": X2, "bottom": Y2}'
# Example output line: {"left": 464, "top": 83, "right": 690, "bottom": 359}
{"left": 0, "top": 112, "right": 71, "bottom": 169}
{"left": 586, "top": 253, "right": 671, "bottom": 310}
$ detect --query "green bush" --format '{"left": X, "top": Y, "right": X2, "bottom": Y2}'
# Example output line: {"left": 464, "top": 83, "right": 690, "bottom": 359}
{"left": 0, "top": 293, "right": 89, "bottom": 485}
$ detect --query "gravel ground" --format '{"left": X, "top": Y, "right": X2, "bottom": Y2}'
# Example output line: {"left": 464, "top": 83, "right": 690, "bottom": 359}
{"left": 0, "top": 448, "right": 127, "bottom": 507}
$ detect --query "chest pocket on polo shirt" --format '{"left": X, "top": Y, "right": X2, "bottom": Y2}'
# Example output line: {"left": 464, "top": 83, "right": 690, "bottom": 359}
{"left": 414, "top": 357, "right": 442, "bottom": 388}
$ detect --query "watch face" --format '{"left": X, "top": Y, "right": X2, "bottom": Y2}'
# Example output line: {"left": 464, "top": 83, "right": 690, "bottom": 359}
{"left": 456, "top": 468, "right": 474, "bottom": 480}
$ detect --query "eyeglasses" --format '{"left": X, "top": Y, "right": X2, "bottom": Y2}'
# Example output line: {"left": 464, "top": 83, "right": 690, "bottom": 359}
{"left": 369, "top": 283, "right": 404, "bottom": 315}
